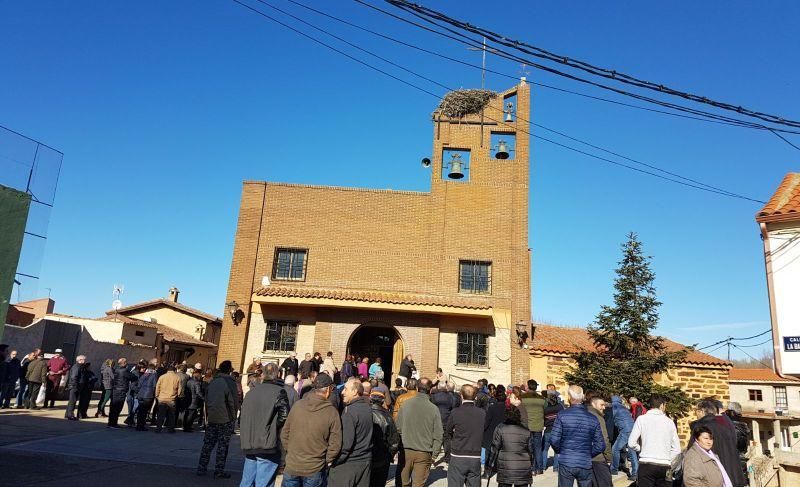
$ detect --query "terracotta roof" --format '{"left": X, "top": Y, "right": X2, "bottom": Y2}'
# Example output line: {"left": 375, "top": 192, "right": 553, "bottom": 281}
{"left": 254, "top": 285, "right": 493, "bottom": 310}
{"left": 530, "top": 324, "right": 731, "bottom": 366}
{"left": 99, "top": 314, "right": 159, "bottom": 329}
{"left": 154, "top": 323, "right": 216, "bottom": 347}
{"left": 106, "top": 299, "right": 221, "bottom": 323}
{"left": 729, "top": 368, "right": 800, "bottom": 383}
{"left": 757, "top": 173, "right": 800, "bottom": 223}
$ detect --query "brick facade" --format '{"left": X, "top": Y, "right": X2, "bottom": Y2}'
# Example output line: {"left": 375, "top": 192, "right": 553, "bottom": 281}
{"left": 219, "top": 82, "right": 532, "bottom": 384}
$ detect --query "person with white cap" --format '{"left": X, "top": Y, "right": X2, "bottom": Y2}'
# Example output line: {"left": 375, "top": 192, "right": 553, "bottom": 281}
{"left": 45, "top": 348, "right": 70, "bottom": 408}
{"left": 280, "top": 352, "right": 299, "bottom": 379}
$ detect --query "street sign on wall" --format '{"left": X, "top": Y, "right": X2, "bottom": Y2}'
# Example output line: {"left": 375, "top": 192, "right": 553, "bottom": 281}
{"left": 784, "top": 336, "right": 800, "bottom": 352}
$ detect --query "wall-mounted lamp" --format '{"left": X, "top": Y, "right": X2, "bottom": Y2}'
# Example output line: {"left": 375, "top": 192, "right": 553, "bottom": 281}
{"left": 226, "top": 300, "right": 244, "bottom": 325}
{"left": 515, "top": 320, "right": 529, "bottom": 348}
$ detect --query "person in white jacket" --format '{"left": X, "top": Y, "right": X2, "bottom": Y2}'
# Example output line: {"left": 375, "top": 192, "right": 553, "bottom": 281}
{"left": 627, "top": 395, "right": 681, "bottom": 487}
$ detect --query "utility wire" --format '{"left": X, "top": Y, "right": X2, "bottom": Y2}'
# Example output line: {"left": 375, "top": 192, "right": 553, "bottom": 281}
{"left": 234, "top": 0, "right": 766, "bottom": 203}
{"left": 286, "top": 0, "right": 768, "bottom": 131}
{"left": 730, "top": 343, "right": 774, "bottom": 369}
{"left": 386, "top": 0, "right": 800, "bottom": 130}
{"left": 735, "top": 337, "right": 773, "bottom": 348}
{"left": 353, "top": 0, "right": 800, "bottom": 144}
{"left": 697, "top": 329, "right": 771, "bottom": 350}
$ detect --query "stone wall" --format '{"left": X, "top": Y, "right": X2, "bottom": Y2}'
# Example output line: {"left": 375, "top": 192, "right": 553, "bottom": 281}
{"left": 530, "top": 351, "right": 731, "bottom": 441}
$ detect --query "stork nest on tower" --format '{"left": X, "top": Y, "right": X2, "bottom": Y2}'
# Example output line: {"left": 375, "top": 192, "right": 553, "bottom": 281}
{"left": 434, "top": 89, "right": 497, "bottom": 118}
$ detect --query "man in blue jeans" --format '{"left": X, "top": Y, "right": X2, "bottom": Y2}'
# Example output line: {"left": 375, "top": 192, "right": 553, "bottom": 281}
{"left": 549, "top": 385, "right": 605, "bottom": 487}
{"left": 239, "top": 363, "right": 289, "bottom": 487}
{"left": 610, "top": 395, "right": 638, "bottom": 481}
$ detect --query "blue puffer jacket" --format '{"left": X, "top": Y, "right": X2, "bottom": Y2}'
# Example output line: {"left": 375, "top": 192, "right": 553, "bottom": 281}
{"left": 549, "top": 404, "right": 605, "bottom": 469}
{"left": 611, "top": 395, "right": 634, "bottom": 435}
{"left": 136, "top": 370, "right": 158, "bottom": 401}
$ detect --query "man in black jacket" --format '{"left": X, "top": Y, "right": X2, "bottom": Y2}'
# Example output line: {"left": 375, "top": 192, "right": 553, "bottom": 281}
{"left": 690, "top": 399, "right": 747, "bottom": 487}
{"left": 330, "top": 377, "right": 373, "bottom": 487}
{"left": 280, "top": 353, "right": 299, "bottom": 379}
{"left": 369, "top": 391, "right": 399, "bottom": 487}
{"left": 108, "top": 358, "right": 137, "bottom": 428}
{"left": 446, "top": 384, "right": 486, "bottom": 487}
{"left": 239, "top": 363, "right": 289, "bottom": 487}
{"left": 431, "top": 383, "right": 456, "bottom": 461}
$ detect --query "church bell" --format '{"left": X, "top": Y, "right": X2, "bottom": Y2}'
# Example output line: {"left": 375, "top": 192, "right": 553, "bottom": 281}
{"left": 504, "top": 102, "right": 514, "bottom": 122}
{"left": 495, "top": 140, "right": 510, "bottom": 159}
{"left": 447, "top": 153, "right": 464, "bottom": 179}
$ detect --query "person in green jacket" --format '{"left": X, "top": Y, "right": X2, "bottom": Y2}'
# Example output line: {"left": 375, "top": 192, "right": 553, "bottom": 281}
{"left": 521, "top": 379, "right": 546, "bottom": 474}
{"left": 586, "top": 393, "right": 613, "bottom": 487}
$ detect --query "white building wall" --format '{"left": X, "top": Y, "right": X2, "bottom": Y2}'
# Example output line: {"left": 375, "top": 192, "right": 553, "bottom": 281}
{"left": 730, "top": 381, "right": 800, "bottom": 414}
{"left": 767, "top": 223, "right": 800, "bottom": 376}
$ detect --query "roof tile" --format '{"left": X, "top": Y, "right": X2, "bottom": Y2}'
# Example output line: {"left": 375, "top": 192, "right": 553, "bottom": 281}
{"left": 757, "top": 173, "right": 800, "bottom": 222}
{"left": 255, "top": 285, "right": 492, "bottom": 310}
{"left": 530, "top": 324, "right": 730, "bottom": 366}
{"left": 729, "top": 368, "right": 800, "bottom": 383}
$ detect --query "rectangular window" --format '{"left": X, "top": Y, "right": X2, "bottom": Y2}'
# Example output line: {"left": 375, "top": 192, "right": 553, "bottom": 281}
{"left": 457, "top": 332, "right": 488, "bottom": 367}
{"left": 134, "top": 330, "right": 145, "bottom": 337}
{"left": 459, "top": 260, "right": 491, "bottom": 294}
{"left": 748, "top": 389, "right": 763, "bottom": 401}
{"left": 263, "top": 320, "right": 298, "bottom": 352}
{"left": 775, "top": 386, "right": 788, "bottom": 410}
{"left": 272, "top": 248, "right": 308, "bottom": 281}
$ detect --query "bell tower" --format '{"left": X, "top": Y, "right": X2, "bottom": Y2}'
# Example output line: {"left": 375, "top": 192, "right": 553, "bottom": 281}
{"left": 429, "top": 81, "right": 531, "bottom": 384}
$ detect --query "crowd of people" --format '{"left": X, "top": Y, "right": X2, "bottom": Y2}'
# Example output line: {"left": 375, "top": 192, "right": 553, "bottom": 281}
{"left": 0, "top": 344, "right": 752, "bottom": 487}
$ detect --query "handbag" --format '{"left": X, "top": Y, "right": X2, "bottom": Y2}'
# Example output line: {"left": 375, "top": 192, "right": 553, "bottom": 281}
{"left": 667, "top": 450, "right": 684, "bottom": 481}
{"left": 35, "top": 384, "right": 47, "bottom": 406}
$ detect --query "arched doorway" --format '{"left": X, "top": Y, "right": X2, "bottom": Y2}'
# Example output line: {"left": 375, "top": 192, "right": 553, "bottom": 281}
{"left": 348, "top": 324, "right": 402, "bottom": 382}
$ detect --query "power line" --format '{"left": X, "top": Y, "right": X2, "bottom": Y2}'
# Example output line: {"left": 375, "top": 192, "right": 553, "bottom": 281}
{"left": 233, "top": 0, "right": 766, "bottom": 203}
{"left": 385, "top": 0, "right": 800, "bottom": 130}
{"left": 735, "top": 337, "right": 773, "bottom": 348}
{"left": 354, "top": 0, "right": 800, "bottom": 151}
{"left": 697, "top": 329, "right": 772, "bottom": 351}
{"left": 730, "top": 343, "right": 774, "bottom": 369}
{"left": 285, "top": 0, "right": 771, "bottom": 132}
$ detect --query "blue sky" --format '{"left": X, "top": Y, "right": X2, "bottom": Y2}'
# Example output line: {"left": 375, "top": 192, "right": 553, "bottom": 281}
{"left": 2, "top": 1, "right": 797, "bottom": 361}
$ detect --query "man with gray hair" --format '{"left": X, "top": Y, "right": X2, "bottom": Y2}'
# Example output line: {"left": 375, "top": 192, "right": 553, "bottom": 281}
{"left": 549, "top": 385, "right": 605, "bottom": 487}
{"left": 330, "top": 377, "right": 373, "bottom": 486}
{"left": 64, "top": 355, "right": 86, "bottom": 420}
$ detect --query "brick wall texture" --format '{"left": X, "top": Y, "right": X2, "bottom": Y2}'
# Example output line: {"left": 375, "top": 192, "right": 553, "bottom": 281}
{"left": 219, "top": 82, "right": 532, "bottom": 385}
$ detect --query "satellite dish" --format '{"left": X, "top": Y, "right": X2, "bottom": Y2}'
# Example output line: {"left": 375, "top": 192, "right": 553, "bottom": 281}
{"left": 112, "top": 299, "right": 122, "bottom": 310}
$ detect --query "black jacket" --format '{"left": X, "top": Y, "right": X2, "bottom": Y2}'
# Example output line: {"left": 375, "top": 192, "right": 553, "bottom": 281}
{"left": 690, "top": 414, "right": 747, "bottom": 487}
{"left": 431, "top": 390, "right": 455, "bottom": 425}
{"left": 280, "top": 357, "right": 299, "bottom": 377}
{"left": 371, "top": 402, "right": 400, "bottom": 465}
{"left": 186, "top": 378, "right": 205, "bottom": 409}
{"left": 489, "top": 423, "right": 533, "bottom": 485}
{"left": 336, "top": 396, "right": 373, "bottom": 464}
{"left": 4, "top": 357, "right": 21, "bottom": 383}
{"left": 544, "top": 396, "right": 564, "bottom": 431}
{"left": 475, "top": 391, "right": 492, "bottom": 411}
{"left": 240, "top": 380, "right": 289, "bottom": 456}
{"left": 298, "top": 360, "right": 314, "bottom": 379}
{"left": 445, "top": 401, "right": 486, "bottom": 457}
{"left": 111, "top": 365, "right": 137, "bottom": 400}
{"left": 398, "top": 359, "right": 415, "bottom": 378}
{"left": 483, "top": 401, "right": 506, "bottom": 448}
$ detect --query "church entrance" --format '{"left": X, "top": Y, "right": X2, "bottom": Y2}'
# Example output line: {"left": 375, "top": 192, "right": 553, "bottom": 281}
{"left": 347, "top": 324, "right": 402, "bottom": 383}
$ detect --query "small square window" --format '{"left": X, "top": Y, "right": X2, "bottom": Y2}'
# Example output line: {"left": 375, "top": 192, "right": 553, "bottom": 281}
{"left": 748, "top": 389, "right": 763, "bottom": 401}
{"left": 264, "top": 320, "right": 298, "bottom": 352}
{"left": 134, "top": 330, "right": 145, "bottom": 337}
{"left": 459, "top": 260, "right": 491, "bottom": 294}
{"left": 272, "top": 248, "right": 308, "bottom": 281}
{"left": 457, "top": 332, "right": 488, "bottom": 367}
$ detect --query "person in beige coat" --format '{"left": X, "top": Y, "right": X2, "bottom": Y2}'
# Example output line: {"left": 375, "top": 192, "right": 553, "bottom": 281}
{"left": 683, "top": 425, "right": 733, "bottom": 487}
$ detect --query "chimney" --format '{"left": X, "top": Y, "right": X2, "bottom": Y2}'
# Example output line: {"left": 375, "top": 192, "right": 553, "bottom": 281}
{"left": 168, "top": 287, "right": 180, "bottom": 303}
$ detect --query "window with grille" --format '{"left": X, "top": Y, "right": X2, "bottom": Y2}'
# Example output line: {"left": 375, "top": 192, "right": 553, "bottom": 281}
{"left": 263, "top": 320, "right": 298, "bottom": 352}
{"left": 748, "top": 389, "right": 763, "bottom": 401}
{"left": 272, "top": 248, "right": 307, "bottom": 281}
{"left": 775, "top": 386, "right": 788, "bottom": 410}
{"left": 459, "top": 260, "right": 491, "bottom": 294}
{"left": 457, "top": 332, "right": 488, "bottom": 367}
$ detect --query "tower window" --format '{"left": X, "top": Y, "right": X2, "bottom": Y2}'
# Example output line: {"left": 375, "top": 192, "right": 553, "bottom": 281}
{"left": 459, "top": 260, "right": 491, "bottom": 294}
{"left": 272, "top": 248, "right": 308, "bottom": 281}
{"left": 491, "top": 132, "right": 516, "bottom": 160}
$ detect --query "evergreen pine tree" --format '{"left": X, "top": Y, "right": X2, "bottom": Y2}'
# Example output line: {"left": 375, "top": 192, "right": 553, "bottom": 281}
{"left": 564, "top": 232, "right": 693, "bottom": 416}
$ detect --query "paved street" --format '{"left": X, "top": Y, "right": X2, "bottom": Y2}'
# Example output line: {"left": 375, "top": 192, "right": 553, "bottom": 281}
{"left": 0, "top": 401, "right": 632, "bottom": 487}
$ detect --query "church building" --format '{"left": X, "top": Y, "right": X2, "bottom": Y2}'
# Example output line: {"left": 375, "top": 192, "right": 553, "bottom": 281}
{"left": 218, "top": 81, "right": 533, "bottom": 385}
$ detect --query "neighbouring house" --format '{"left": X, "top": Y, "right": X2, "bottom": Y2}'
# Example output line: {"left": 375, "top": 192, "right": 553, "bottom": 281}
{"left": 219, "top": 81, "right": 532, "bottom": 385}
{"left": 106, "top": 287, "right": 222, "bottom": 367}
{"left": 729, "top": 368, "right": 800, "bottom": 455}
{"left": 528, "top": 323, "right": 732, "bottom": 440}
{"left": 3, "top": 288, "right": 222, "bottom": 372}
{"left": 757, "top": 173, "right": 800, "bottom": 377}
